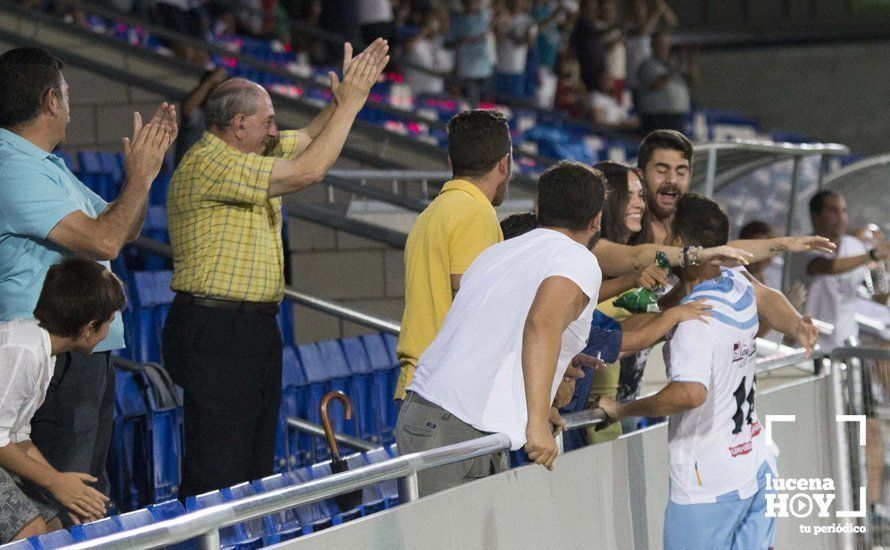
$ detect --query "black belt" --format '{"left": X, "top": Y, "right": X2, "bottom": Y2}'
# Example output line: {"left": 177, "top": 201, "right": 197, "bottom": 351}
{"left": 174, "top": 293, "right": 279, "bottom": 316}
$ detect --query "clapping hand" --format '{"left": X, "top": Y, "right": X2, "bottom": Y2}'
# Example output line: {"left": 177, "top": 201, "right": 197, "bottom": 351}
{"left": 123, "top": 102, "right": 177, "bottom": 186}
{"left": 330, "top": 38, "right": 390, "bottom": 111}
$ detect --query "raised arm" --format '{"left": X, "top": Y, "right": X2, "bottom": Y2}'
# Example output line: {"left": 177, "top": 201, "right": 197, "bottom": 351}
{"left": 807, "top": 241, "right": 890, "bottom": 276}
{"left": 593, "top": 238, "right": 752, "bottom": 278}
{"left": 47, "top": 104, "right": 177, "bottom": 260}
{"left": 268, "top": 40, "right": 390, "bottom": 198}
{"left": 728, "top": 235, "right": 836, "bottom": 264}
{"left": 522, "top": 276, "right": 590, "bottom": 470}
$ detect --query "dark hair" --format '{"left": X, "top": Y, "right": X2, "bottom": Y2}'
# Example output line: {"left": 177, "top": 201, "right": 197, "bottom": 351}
{"left": 447, "top": 110, "right": 511, "bottom": 178}
{"left": 537, "top": 161, "right": 606, "bottom": 231}
{"left": 33, "top": 258, "right": 126, "bottom": 338}
{"left": 809, "top": 189, "right": 841, "bottom": 217}
{"left": 671, "top": 194, "right": 729, "bottom": 248}
{"left": 500, "top": 212, "right": 538, "bottom": 239}
{"left": 637, "top": 129, "right": 693, "bottom": 171}
{"left": 593, "top": 161, "right": 653, "bottom": 245}
{"left": 739, "top": 220, "right": 773, "bottom": 240}
{"left": 0, "top": 47, "right": 65, "bottom": 128}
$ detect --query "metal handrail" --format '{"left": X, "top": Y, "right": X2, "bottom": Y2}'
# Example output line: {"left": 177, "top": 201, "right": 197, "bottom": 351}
{"left": 286, "top": 417, "right": 376, "bottom": 453}
{"left": 67, "top": 341, "right": 827, "bottom": 548}
{"left": 66, "top": 433, "right": 511, "bottom": 549}
{"left": 130, "top": 237, "right": 402, "bottom": 334}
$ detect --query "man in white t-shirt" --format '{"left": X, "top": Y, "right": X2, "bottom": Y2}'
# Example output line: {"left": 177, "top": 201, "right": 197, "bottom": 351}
{"left": 597, "top": 194, "right": 819, "bottom": 549}
{"left": 0, "top": 258, "right": 125, "bottom": 543}
{"left": 789, "top": 190, "right": 890, "bottom": 351}
{"left": 398, "top": 161, "right": 605, "bottom": 496}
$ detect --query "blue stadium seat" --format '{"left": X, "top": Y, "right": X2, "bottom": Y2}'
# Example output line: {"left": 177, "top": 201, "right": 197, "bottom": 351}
{"left": 364, "top": 446, "right": 399, "bottom": 507}
{"left": 296, "top": 341, "right": 353, "bottom": 461}
{"left": 132, "top": 206, "right": 169, "bottom": 271}
{"left": 361, "top": 334, "right": 400, "bottom": 443}
{"left": 148, "top": 499, "right": 185, "bottom": 521}
{"left": 340, "top": 337, "right": 380, "bottom": 443}
{"left": 77, "top": 151, "right": 117, "bottom": 201}
{"left": 248, "top": 474, "right": 303, "bottom": 544}
{"left": 130, "top": 271, "right": 175, "bottom": 363}
{"left": 134, "top": 369, "right": 183, "bottom": 504}
{"left": 278, "top": 347, "right": 310, "bottom": 469}
{"left": 219, "top": 483, "right": 265, "bottom": 548}
{"left": 70, "top": 516, "right": 121, "bottom": 541}
{"left": 287, "top": 469, "right": 333, "bottom": 532}
{"left": 98, "top": 151, "right": 125, "bottom": 185}
{"left": 185, "top": 490, "right": 261, "bottom": 549}
{"left": 109, "top": 370, "right": 150, "bottom": 512}
{"left": 147, "top": 500, "right": 195, "bottom": 550}
{"left": 114, "top": 508, "right": 155, "bottom": 530}
{"left": 27, "top": 530, "right": 73, "bottom": 549}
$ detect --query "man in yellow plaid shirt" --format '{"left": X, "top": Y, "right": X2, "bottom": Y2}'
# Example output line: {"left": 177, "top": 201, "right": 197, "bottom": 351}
{"left": 163, "top": 39, "right": 390, "bottom": 497}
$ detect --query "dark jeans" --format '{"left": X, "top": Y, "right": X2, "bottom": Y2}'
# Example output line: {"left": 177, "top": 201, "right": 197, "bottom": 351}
{"left": 396, "top": 391, "right": 508, "bottom": 497}
{"left": 30, "top": 351, "right": 115, "bottom": 496}
{"left": 161, "top": 301, "right": 283, "bottom": 498}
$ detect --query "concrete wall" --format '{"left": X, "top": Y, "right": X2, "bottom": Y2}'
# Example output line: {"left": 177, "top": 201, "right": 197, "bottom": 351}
{"left": 287, "top": 218, "right": 405, "bottom": 345}
{"left": 281, "top": 372, "right": 848, "bottom": 549}
{"left": 695, "top": 41, "right": 890, "bottom": 154}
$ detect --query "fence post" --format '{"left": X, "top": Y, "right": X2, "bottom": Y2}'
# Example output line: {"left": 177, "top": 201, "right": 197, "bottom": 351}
{"left": 830, "top": 357, "right": 856, "bottom": 550}
{"left": 197, "top": 529, "right": 221, "bottom": 550}
{"left": 398, "top": 472, "right": 420, "bottom": 504}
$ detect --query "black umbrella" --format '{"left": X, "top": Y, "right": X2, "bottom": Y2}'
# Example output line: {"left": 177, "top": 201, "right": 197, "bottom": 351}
{"left": 320, "top": 390, "right": 363, "bottom": 512}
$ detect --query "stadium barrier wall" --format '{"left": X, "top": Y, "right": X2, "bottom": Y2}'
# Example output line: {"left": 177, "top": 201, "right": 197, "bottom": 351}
{"left": 280, "top": 368, "right": 845, "bottom": 550}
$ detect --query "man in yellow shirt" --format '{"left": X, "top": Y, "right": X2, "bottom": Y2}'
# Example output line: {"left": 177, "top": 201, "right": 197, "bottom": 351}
{"left": 395, "top": 110, "right": 513, "bottom": 400}
{"left": 163, "top": 40, "right": 390, "bottom": 497}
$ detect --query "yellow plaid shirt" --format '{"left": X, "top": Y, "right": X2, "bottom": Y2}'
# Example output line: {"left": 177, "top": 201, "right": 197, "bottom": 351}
{"left": 167, "top": 130, "right": 300, "bottom": 302}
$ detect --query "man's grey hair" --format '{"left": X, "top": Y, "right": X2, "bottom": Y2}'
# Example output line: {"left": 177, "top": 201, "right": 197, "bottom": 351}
{"left": 204, "top": 78, "right": 262, "bottom": 130}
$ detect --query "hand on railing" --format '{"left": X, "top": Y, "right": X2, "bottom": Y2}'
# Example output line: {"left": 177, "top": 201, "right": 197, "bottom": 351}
{"left": 589, "top": 396, "right": 620, "bottom": 433}
{"left": 525, "top": 418, "right": 559, "bottom": 471}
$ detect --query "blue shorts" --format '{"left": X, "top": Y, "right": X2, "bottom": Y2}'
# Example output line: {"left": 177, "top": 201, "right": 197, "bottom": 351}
{"left": 664, "top": 461, "right": 776, "bottom": 550}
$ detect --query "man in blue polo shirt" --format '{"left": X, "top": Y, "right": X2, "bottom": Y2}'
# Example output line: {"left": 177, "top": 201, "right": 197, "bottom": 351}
{"left": 0, "top": 47, "right": 176, "bottom": 503}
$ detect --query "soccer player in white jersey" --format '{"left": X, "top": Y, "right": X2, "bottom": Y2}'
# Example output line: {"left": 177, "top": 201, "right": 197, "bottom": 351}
{"left": 596, "top": 194, "right": 811, "bottom": 550}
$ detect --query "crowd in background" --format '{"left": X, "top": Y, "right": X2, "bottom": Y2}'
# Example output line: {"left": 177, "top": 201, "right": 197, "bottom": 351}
{"left": 24, "top": 0, "right": 698, "bottom": 136}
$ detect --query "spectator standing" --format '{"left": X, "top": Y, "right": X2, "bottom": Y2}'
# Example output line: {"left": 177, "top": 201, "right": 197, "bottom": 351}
{"left": 402, "top": 7, "right": 453, "bottom": 97}
{"left": 398, "top": 161, "right": 605, "bottom": 495}
{"left": 0, "top": 258, "right": 125, "bottom": 542}
{"left": 175, "top": 67, "right": 228, "bottom": 165}
{"left": 596, "top": 0, "right": 625, "bottom": 99}
{"left": 738, "top": 220, "right": 781, "bottom": 289}
{"left": 358, "top": 0, "right": 396, "bottom": 46}
{"left": 624, "top": 0, "right": 678, "bottom": 105}
{"left": 570, "top": 0, "right": 620, "bottom": 95}
{"left": 530, "top": 0, "right": 568, "bottom": 108}
{"left": 636, "top": 30, "right": 697, "bottom": 134}
{"left": 445, "top": 0, "right": 494, "bottom": 106}
{"left": 0, "top": 47, "right": 176, "bottom": 499}
{"left": 588, "top": 72, "right": 639, "bottom": 131}
{"left": 788, "top": 190, "right": 890, "bottom": 351}
{"left": 162, "top": 41, "right": 390, "bottom": 497}
{"left": 493, "top": 0, "right": 537, "bottom": 99}
{"left": 151, "top": 0, "right": 210, "bottom": 66}
{"left": 394, "top": 109, "right": 512, "bottom": 400}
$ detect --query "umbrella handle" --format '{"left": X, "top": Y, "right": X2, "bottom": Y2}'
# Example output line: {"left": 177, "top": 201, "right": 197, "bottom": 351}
{"left": 320, "top": 390, "right": 352, "bottom": 461}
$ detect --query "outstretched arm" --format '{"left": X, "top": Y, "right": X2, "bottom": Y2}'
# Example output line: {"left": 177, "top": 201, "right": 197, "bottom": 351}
{"left": 747, "top": 272, "right": 819, "bottom": 354}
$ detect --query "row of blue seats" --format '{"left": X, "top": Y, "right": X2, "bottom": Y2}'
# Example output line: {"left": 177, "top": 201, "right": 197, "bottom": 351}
{"left": 1, "top": 445, "right": 400, "bottom": 550}
{"left": 108, "top": 268, "right": 401, "bottom": 508}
